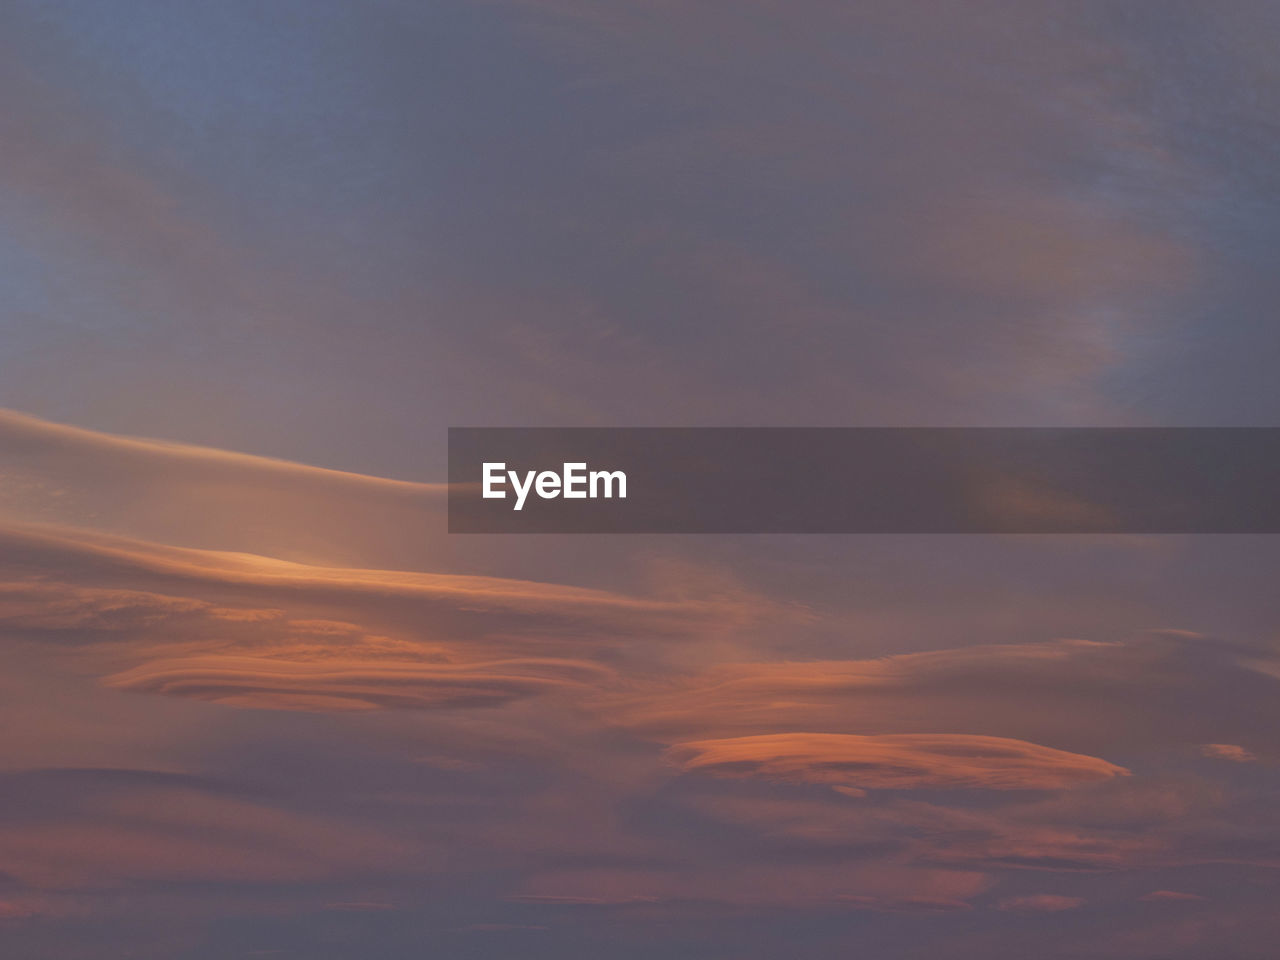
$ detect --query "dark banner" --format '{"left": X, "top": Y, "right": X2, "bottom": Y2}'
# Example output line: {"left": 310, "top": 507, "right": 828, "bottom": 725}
{"left": 449, "top": 428, "right": 1280, "bottom": 533}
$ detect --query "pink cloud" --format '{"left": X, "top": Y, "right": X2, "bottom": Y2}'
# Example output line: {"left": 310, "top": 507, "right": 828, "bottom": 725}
{"left": 1201, "top": 743, "right": 1256, "bottom": 763}
{"left": 996, "top": 894, "right": 1085, "bottom": 912}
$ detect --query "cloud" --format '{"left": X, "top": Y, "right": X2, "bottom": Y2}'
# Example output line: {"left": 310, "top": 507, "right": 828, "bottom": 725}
{"left": 0, "top": 523, "right": 744, "bottom": 724}
{"left": 0, "top": 523, "right": 733, "bottom": 641}
{"left": 0, "top": 543, "right": 727, "bottom": 718}
{"left": 102, "top": 653, "right": 611, "bottom": 712}
{"left": 0, "top": 408, "right": 443, "bottom": 569}
{"left": 1201, "top": 743, "right": 1256, "bottom": 763}
{"left": 0, "top": 581, "right": 279, "bottom": 637}
{"left": 0, "top": 422, "right": 1276, "bottom": 949}
{"left": 607, "top": 634, "right": 1280, "bottom": 759}
{"left": 666, "top": 733, "right": 1127, "bottom": 793}
{"left": 0, "top": 414, "right": 766, "bottom": 734}
{"left": 996, "top": 894, "right": 1085, "bottom": 912}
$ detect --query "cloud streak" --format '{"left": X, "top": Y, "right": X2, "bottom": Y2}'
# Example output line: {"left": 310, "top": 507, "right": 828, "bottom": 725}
{"left": 666, "top": 733, "right": 1127, "bottom": 794}
{"left": 103, "top": 654, "right": 611, "bottom": 712}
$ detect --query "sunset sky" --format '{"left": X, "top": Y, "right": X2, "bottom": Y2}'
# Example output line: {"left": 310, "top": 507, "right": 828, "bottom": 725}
{"left": 4, "top": 2, "right": 1280, "bottom": 957}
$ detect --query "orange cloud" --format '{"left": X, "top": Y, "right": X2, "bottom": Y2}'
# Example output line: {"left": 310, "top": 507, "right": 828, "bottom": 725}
{"left": 0, "top": 581, "right": 277, "bottom": 633}
{"left": 4, "top": 410, "right": 1277, "bottom": 941}
{"left": 604, "top": 634, "right": 1280, "bottom": 763}
{"left": 0, "top": 408, "right": 444, "bottom": 569}
{"left": 666, "top": 733, "right": 1127, "bottom": 793}
{"left": 0, "top": 531, "right": 739, "bottom": 718}
{"left": 0, "top": 523, "right": 731, "bottom": 640}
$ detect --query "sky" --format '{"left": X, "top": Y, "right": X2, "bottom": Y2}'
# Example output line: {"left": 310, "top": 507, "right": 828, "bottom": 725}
{"left": 3, "top": 1, "right": 1280, "bottom": 957}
